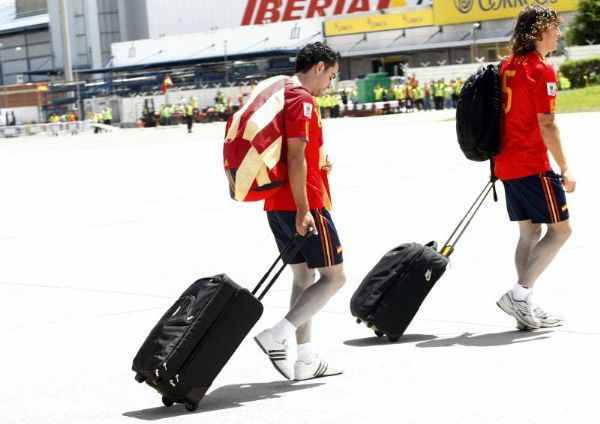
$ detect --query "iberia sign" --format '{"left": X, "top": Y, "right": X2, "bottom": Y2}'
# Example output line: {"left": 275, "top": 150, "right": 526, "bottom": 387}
{"left": 325, "top": 8, "right": 434, "bottom": 36}
{"left": 433, "top": 0, "right": 578, "bottom": 26}
{"left": 241, "top": 0, "right": 423, "bottom": 25}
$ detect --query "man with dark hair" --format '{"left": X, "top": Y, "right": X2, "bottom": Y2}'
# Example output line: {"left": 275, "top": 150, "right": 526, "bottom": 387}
{"left": 495, "top": 5, "right": 575, "bottom": 330}
{"left": 254, "top": 42, "right": 346, "bottom": 381}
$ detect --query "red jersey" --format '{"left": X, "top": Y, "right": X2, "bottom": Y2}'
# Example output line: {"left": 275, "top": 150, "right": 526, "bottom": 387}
{"left": 495, "top": 51, "right": 557, "bottom": 180}
{"left": 264, "top": 77, "right": 331, "bottom": 211}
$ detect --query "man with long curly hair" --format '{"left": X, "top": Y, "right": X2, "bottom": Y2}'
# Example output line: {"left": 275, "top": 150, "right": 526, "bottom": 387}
{"left": 495, "top": 5, "right": 576, "bottom": 330}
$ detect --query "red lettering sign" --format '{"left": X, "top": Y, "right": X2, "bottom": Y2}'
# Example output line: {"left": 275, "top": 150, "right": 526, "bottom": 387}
{"left": 333, "top": 0, "right": 346, "bottom": 14}
{"left": 255, "top": 0, "right": 282, "bottom": 24}
{"left": 283, "top": 0, "right": 305, "bottom": 20}
{"left": 242, "top": 0, "right": 390, "bottom": 25}
{"left": 307, "top": 0, "right": 333, "bottom": 18}
{"left": 242, "top": 0, "right": 258, "bottom": 25}
{"left": 347, "top": 0, "right": 369, "bottom": 14}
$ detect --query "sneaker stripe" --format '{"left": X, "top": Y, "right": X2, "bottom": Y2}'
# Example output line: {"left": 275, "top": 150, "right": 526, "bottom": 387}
{"left": 314, "top": 362, "right": 322, "bottom": 377}
{"left": 318, "top": 362, "right": 328, "bottom": 377}
{"left": 315, "top": 361, "right": 327, "bottom": 377}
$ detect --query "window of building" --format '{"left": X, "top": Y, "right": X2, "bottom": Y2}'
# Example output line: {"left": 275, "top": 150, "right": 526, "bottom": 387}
{"left": 0, "top": 29, "right": 53, "bottom": 85}
{"left": 15, "top": 0, "right": 47, "bottom": 18}
{"left": 98, "top": 0, "right": 120, "bottom": 65}
{"left": 73, "top": 0, "right": 89, "bottom": 67}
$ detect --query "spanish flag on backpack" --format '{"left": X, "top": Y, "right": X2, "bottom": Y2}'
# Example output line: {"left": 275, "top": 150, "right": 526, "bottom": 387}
{"left": 224, "top": 76, "right": 289, "bottom": 202}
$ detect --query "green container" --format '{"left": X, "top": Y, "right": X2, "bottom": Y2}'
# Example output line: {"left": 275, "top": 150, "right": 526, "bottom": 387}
{"left": 356, "top": 72, "right": 391, "bottom": 103}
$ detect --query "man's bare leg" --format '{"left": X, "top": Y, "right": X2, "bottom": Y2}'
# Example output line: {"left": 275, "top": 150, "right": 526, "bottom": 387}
{"left": 519, "top": 220, "right": 572, "bottom": 287}
{"left": 289, "top": 263, "right": 316, "bottom": 345}
{"left": 499, "top": 219, "right": 571, "bottom": 329}
{"left": 285, "top": 263, "right": 345, "bottom": 328}
{"left": 515, "top": 220, "right": 542, "bottom": 285}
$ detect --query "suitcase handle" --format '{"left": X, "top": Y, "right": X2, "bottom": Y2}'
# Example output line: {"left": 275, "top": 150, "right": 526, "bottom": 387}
{"left": 252, "top": 229, "right": 314, "bottom": 301}
{"left": 441, "top": 180, "right": 494, "bottom": 257}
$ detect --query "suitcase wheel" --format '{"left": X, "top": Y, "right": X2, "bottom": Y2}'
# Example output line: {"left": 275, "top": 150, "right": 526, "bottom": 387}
{"left": 161, "top": 397, "right": 174, "bottom": 407}
{"left": 374, "top": 331, "right": 384, "bottom": 338}
{"left": 134, "top": 373, "right": 146, "bottom": 383}
{"left": 355, "top": 319, "right": 361, "bottom": 324}
{"left": 185, "top": 401, "right": 198, "bottom": 412}
{"left": 387, "top": 335, "right": 400, "bottom": 343}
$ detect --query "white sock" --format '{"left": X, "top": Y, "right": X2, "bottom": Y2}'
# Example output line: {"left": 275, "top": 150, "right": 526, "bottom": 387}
{"left": 512, "top": 283, "right": 532, "bottom": 301}
{"left": 271, "top": 318, "right": 296, "bottom": 344}
{"left": 297, "top": 342, "right": 317, "bottom": 364}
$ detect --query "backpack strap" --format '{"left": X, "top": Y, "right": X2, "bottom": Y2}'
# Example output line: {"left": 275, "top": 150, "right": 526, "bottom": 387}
{"left": 491, "top": 56, "right": 504, "bottom": 203}
{"left": 490, "top": 157, "right": 498, "bottom": 202}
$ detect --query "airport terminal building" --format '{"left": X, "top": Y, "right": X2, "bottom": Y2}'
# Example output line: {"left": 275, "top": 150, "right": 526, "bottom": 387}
{"left": 0, "top": 0, "right": 581, "bottom": 120}
{"left": 0, "top": 1, "right": 580, "bottom": 83}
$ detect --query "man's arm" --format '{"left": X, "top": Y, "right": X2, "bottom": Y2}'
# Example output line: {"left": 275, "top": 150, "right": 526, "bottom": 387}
{"left": 287, "top": 137, "right": 317, "bottom": 235}
{"left": 537, "top": 113, "right": 576, "bottom": 193}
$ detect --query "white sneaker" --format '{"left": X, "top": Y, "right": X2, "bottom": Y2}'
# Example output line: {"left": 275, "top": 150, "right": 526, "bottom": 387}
{"left": 293, "top": 356, "right": 343, "bottom": 381}
{"left": 516, "top": 306, "right": 564, "bottom": 330}
{"left": 254, "top": 329, "right": 293, "bottom": 380}
{"left": 497, "top": 291, "right": 540, "bottom": 329}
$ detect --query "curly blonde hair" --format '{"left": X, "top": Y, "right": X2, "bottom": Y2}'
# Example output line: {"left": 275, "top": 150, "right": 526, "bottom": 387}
{"left": 510, "top": 4, "right": 561, "bottom": 56}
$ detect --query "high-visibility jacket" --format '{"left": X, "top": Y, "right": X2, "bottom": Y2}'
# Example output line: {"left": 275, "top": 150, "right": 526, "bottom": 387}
{"left": 433, "top": 83, "right": 445, "bottom": 97}
{"left": 411, "top": 86, "right": 424, "bottom": 100}
{"left": 394, "top": 86, "right": 405, "bottom": 100}
{"left": 373, "top": 86, "right": 384, "bottom": 101}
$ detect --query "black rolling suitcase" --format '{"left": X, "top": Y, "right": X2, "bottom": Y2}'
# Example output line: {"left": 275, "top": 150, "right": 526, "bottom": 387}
{"left": 132, "top": 235, "right": 309, "bottom": 411}
{"left": 351, "top": 181, "right": 493, "bottom": 341}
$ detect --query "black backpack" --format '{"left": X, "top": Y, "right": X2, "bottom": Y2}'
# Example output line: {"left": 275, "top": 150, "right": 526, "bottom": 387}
{"left": 456, "top": 63, "right": 502, "bottom": 163}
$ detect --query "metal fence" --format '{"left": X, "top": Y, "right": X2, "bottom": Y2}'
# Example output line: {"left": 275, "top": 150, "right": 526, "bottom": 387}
{"left": 0, "top": 120, "right": 96, "bottom": 138}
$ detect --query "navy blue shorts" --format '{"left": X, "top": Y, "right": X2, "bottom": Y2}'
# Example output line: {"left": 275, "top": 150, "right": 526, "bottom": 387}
{"left": 502, "top": 171, "right": 569, "bottom": 224}
{"left": 267, "top": 209, "right": 343, "bottom": 269}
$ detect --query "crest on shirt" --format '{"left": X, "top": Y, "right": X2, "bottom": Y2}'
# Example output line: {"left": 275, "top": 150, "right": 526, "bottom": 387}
{"left": 547, "top": 82, "right": 557, "bottom": 96}
{"left": 303, "top": 102, "right": 313, "bottom": 119}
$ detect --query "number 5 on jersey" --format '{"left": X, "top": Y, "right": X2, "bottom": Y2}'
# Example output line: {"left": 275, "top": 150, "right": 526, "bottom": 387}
{"left": 502, "top": 70, "right": 516, "bottom": 114}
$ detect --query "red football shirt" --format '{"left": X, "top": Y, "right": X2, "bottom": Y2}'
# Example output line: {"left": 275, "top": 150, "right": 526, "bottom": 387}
{"left": 264, "top": 77, "right": 331, "bottom": 211}
{"left": 495, "top": 51, "right": 557, "bottom": 180}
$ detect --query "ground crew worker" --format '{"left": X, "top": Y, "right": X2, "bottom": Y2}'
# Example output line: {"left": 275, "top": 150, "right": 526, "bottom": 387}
{"left": 184, "top": 102, "right": 194, "bottom": 133}
{"left": 452, "top": 79, "right": 462, "bottom": 108}
{"left": 103, "top": 107, "right": 113, "bottom": 125}
{"left": 433, "top": 80, "right": 445, "bottom": 110}
{"left": 373, "top": 84, "right": 384, "bottom": 102}
{"left": 411, "top": 85, "right": 424, "bottom": 111}
{"left": 444, "top": 83, "right": 454, "bottom": 109}
{"left": 160, "top": 104, "right": 172, "bottom": 125}
{"left": 394, "top": 84, "right": 406, "bottom": 109}
{"left": 423, "top": 82, "right": 433, "bottom": 111}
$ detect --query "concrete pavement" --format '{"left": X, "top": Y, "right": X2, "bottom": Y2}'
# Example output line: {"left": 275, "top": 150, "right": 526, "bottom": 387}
{"left": 1, "top": 110, "right": 598, "bottom": 423}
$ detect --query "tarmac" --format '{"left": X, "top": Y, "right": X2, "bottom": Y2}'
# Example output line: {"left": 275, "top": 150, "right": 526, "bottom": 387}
{"left": 1, "top": 110, "right": 598, "bottom": 424}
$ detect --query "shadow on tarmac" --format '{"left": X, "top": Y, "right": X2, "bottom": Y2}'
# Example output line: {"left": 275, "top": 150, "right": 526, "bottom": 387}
{"left": 415, "top": 330, "right": 553, "bottom": 348}
{"left": 344, "top": 333, "right": 438, "bottom": 347}
{"left": 123, "top": 380, "right": 322, "bottom": 419}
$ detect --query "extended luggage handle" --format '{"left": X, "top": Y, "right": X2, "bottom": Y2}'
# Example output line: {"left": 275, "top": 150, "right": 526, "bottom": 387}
{"left": 252, "top": 230, "right": 314, "bottom": 301}
{"left": 440, "top": 180, "right": 494, "bottom": 258}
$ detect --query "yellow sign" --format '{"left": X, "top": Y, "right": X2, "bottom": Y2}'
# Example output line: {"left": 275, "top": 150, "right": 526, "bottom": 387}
{"left": 433, "top": 0, "right": 578, "bottom": 26}
{"left": 325, "top": 8, "right": 435, "bottom": 36}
